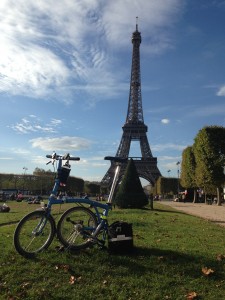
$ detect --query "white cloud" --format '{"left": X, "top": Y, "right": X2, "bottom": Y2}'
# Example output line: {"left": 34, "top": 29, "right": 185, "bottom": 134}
{"left": 158, "top": 155, "right": 181, "bottom": 161}
{"left": 0, "top": 0, "right": 184, "bottom": 103}
{"left": 49, "top": 119, "right": 62, "bottom": 126}
{"left": 152, "top": 143, "right": 186, "bottom": 152}
{"left": 10, "top": 116, "right": 61, "bottom": 134}
{"left": 161, "top": 118, "right": 170, "bottom": 124}
{"left": 11, "top": 148, "right": 31, "bottom": 155}
{"left": 217, "top": 85, "right": 225, "bottom": 96}
{"left": 191, "top": 103, "right": 225, "bottom": 117}
{"left": 30, "top": 136, "right": 93, "bottom": 152}
{"left": 103, "top": 0, "right": 183, "bottom": 51}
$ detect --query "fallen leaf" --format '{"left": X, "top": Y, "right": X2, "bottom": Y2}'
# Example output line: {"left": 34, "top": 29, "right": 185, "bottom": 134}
{"left": 69, "top": 275, "right": 81, "bottom": 284}
{"left": 69, "top": 276, "right": 75, "bottom": 285}
{"left": 216, "top": 254, "right": 225, "bottom": 261}
{"left": 21, "top": 282, "right": 30, "bottom": 289}
{"left": 158, "top": 256, "right": 165, "bottom": 261}
{"left": 202, "top": 267, "right": 214, "bottom": 276}
{"left": 62, "top": 264, "right": 70, "bottom": 272}
{"left": 186, "top": 291, "right": 197, "bottom": 299}
{"left": 55, "top": 264, "right": 70, "bottom": 272}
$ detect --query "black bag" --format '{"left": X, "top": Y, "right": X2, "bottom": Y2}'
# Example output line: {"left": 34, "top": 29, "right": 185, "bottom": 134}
{"left": 57, "top": 165, "right": 70, "bottom": 185}
{"left": 108, "top": 221, "right": 133, "bottom": 254}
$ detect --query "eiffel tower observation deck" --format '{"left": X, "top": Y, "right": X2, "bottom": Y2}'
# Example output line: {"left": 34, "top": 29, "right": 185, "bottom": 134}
{"left": 101, "top": 19, "right": 161, "bottom": 187}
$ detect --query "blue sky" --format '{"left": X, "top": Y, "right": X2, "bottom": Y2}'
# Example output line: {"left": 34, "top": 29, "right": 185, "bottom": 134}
{"left": 0, "top": 0, "right": 225, "bottom": 183}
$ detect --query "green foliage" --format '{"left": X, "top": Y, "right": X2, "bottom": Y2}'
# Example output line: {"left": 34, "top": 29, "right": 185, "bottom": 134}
{"left": 115, "top": 159, "right": 148, "bottom": 208}
{"left": 67, "top": 176, "right": 84, "bottom": 194}
{"left": 180, "top": 146, "right": 196, "bottom": 189}
{"left": 33, "top": 167, "right": 53, "bottom": 176}
{"left": 193, "top": 126, "right": 225, "bottom": 192}
{"left": 176, "top": 126, "right": 225, "bottom": 202}
{"left": 153, "top": 176, "right": 179, "bottom": 196}
{"left": 0, "top": 172, "right": 84, "bottom": 195}
{"left": 84, "top": 182, "right": 100, "bottom": 195}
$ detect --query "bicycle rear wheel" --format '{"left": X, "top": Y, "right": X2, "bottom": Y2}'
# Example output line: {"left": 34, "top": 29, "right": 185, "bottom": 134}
{"left": 57, "top": 206, "right": 98, "bottom": 250}
{"left": 14, "top": 210, "right": 56, "bottom": 258}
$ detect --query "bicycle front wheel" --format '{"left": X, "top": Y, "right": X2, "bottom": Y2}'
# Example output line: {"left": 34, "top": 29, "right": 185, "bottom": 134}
{"left": 14, "top": 210, "right": 56, "bottom": 258}
{"left": 57, "top": 206, "right": 98, "bottom": 250}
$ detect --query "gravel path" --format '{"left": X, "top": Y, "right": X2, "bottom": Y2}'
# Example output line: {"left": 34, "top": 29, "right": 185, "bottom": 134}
{"left": 159, "top": 201, "right": 225, "bottom": 227}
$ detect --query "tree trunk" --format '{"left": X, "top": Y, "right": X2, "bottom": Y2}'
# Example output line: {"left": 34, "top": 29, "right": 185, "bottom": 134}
{"left": 193, "top": 189, "right": 196, "bottom": 203}
{"left": 217, "top": 187, "right": 222, "bottom": 206}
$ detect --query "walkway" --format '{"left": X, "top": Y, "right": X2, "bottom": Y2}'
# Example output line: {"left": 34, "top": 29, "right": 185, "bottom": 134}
{"left": 159, "top": 200, "right": 225, "bottom": 227}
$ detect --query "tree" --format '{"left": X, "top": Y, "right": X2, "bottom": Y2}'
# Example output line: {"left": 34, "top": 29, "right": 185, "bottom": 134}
{"left": 153, "top": 176, "right": 180, "bottom": 198}
{"left": 180, "top": 146, "right": 197, "bottom": 202}
{"left": 84, "top": 182, "right": 100, "bottom": 195}
{"left": 33, "top": 168, "right": 53, "bottom": 176}
{"left": 115, "top": 159, "right": 148, "bottom": 208}
{"left": 193, "top": 126, "right": 225, "bottom": 205}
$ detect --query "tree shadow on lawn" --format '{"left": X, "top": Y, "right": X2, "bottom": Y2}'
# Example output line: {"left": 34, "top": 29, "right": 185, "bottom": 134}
{"left": 104, "top": 246, "right": 224, "bottom": 281}
{"left": 152, "top": 207, "right": 187, "bottom": 215}
{"left": 8, "top": 244, "right": 223, "bottom": 287}
{"left": 140, "top": 204, "right": 187, "bottom": 215}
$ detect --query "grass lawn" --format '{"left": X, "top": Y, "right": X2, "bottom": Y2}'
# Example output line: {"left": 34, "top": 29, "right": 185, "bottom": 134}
{"left": 0, "top": 201, "right": 225, "bottom": 300}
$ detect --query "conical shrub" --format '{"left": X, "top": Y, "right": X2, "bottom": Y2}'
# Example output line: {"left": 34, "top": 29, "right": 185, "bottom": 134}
{"left": 115, "top": 159, "right": 148, "bottom": 208}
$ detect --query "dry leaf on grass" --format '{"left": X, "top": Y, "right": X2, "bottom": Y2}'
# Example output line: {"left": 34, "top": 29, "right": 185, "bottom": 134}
{"left": 158, "top": 256, "right": 165, "bottom": 261}
{"left": 55, "top": 264, "right": 70, "bottom": 272}
{"left": 69, "top": 276, "right": 82, "bottom": 285}
{"left": 186, "top": 291, "right": 197, "bottom": 299}
{"left": 216, "top": 254, "right": 225, "bottom": 261}
{"left": 69, "top": 276, "right": 75, "bottom": 285}
{"left": 202, "top": 267, "right": 214, "bottom": 276}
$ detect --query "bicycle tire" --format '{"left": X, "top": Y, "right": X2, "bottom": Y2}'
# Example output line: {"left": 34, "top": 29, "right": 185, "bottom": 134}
{"left": 14, "top": 210, "right": 56, "bottom": 258}
{"left": 57, "top": 206, "right": 98, "bottom": 250}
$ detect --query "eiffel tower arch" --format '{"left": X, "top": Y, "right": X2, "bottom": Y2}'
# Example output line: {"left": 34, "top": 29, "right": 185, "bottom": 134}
{"left": 101, "top": 20, "right": 161, "bottom": 187}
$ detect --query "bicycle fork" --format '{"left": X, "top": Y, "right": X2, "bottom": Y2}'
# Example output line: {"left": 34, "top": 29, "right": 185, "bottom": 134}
{"left": 89, "top": 218, "right": 108, "bottom": 248}
{"left": 90, "top": 164, "right": 121, "bottom": 247}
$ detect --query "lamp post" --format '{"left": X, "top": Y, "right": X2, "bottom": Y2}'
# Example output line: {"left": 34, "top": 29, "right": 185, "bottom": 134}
{"left": 176, "top": 161, "right": 180, "bottom": 198}
{"left": 23, "top": 167, "right": 28, "bottom": 193}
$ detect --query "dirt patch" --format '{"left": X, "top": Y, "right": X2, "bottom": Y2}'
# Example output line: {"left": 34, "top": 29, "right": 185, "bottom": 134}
{"left": 160, "top": 201, "right": 225, "bottom": 227}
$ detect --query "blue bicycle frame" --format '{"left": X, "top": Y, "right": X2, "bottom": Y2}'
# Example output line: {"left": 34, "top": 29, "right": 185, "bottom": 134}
{"left": 13, "top": 153, "right": 127, "bottom": 257}
{"left": 45, "top": 153, "right": 124, "bottom": 244}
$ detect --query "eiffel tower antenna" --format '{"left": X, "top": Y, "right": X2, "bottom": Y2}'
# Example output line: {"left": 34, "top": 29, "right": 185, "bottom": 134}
{"left": 101, "top": 21, "right": 161, "bottom": 187}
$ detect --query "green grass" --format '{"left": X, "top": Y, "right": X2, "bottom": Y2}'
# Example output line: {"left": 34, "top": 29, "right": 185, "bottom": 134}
{"left": 0, "top": 201, "right": 225, "bottom": 300}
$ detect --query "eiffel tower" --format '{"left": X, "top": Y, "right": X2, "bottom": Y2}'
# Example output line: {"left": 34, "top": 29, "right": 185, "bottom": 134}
{"left": 101, "top": 20, "right": 161, "bottom": 186}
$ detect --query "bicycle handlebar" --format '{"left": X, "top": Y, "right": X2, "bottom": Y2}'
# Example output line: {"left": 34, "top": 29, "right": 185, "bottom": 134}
{"left": 46, "top": 154, "right": 126, "bottom": 164}
{"left": 46, "top": 154, "right": 80, "bottom": 161}
{"left": 104, "top": 156, "right": 127, "bottom": 163}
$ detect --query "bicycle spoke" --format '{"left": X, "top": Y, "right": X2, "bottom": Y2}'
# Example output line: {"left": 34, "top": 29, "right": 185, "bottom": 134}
{"left": 14, "top": 211, "right": 55, "bottom": 258}
{"left": 57, "top": 207, "right": 98, "bottom": 250}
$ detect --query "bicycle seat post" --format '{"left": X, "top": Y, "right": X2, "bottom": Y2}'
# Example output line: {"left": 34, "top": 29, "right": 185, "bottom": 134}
{"left": 107, "top": 164, "right": 121, "bottom": 204}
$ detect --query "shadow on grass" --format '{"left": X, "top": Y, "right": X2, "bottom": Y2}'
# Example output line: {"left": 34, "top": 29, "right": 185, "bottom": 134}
{"left": 103, "top": 246, "right": 224, "bottom": 281}
{"left": 152, "top": 207, "right": 187, "bottom": 215}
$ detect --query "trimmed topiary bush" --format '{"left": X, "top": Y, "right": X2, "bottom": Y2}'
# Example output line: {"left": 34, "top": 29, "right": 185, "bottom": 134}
{"left": 115, "top": 159, "right": 148, "bottom": 208}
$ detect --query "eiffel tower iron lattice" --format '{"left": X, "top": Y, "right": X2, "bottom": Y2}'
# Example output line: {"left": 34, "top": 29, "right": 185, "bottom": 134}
{"left": 101, "top": 21, "right": 161, "bottom": 187}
